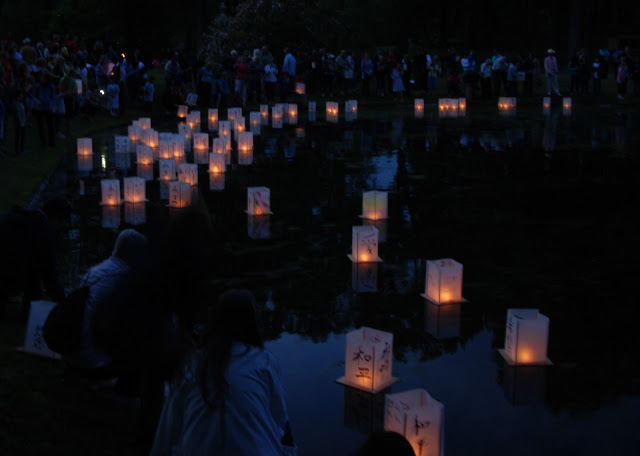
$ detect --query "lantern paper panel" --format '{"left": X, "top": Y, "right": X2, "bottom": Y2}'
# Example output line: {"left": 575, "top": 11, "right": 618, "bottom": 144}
{"left": 77, "top": 154, "right": 93, "bottom": 173}
{"left": 159, "top": 159, "right": 177, "bottom": 181}
{"left": 177, "top": 104, "right": 188, "bottom": 118}
{"left": 128, "top": 125, "right": 142, "bottom": 143}
{"left": 77, "top": 137, "right": 92, "bottom": 156}
{"left": 101, "top": 204, "right": 121, "bottom": 229}
{"left": 168, "top": 181, "right": 192, "bottom": 208}
{"left": 132, "top": 119, "right": 143, "bottom": 129}
{"left": 234, "top": 116, "right": 246, "bottom": 140}
{"left": 136, "top": 145, "right": 154, "bottom": 165}
{"left": 19, "top": 300, "right": 62, "bottom": 359}
{"left": 208, "top": 108, "right": 219, "bottom": 131}
{"left": 158, "top": 140, "right": 172, "bottom": 160}
{"left": 218, "top": 120, "right": 232, "bottom": 137}
{"left": 178, "top": 163, "right": 198, "bottom": 186}
{"left": 100, "top": 179, "right": 121, "bottom": 206}
{"left": 228, "top": 107, "right": 242, "bottom": 124}
{"left": 384, "top": 389, "right": 444, "bottom": 456}
{"left": 414, "top": 98, "right": 425, "bottom": 118}
{"left": 542, "top": 97, "right": 551, "bottom": 115}
{"left": 500, "top": 308, "right": 551, "bottom": 366}
{"left": 238, "top": 148, "right": 254, "bottom": 166}
{"left": 287, "top": 104, "right": 298, "bottom": 125}
{"left": 501, "top": 364, "right": 548, "bottom": 406}
{"left": 562, "top": 97, "right": 572, "bottom": 116}
{"left": 114, "top": 135, "right": 131, "bottom": 153}
{"left": 123, "top": 176, "right": 146, "bottom": 203}
{"left": 220, "top": 132, "right": 232, "bottom": 152}
{"left": 209, "top": 152, "right": 226, "bottom": 173}
{"left": 326, "top": 101, "right": 339, "bottom": 123}
{"left": 209, "top": 172, "right": 225, "bottom": 191}
{"left": 343, "top": 386, "right": 387, "bottom": 435}
{"left": 114, "top": 152, "right": 131, "bottom": 170}
{"left": 272, "top": 106, "right": 283, "bottom": 129}
{"left": 348, "top": 225, "right": 382, "bottom": 263}
{"left": 193, "top": 132, "right": 209, "bottom": 151}
{"left": 138, "top": 117, "right": 151, "bottom": 130}
{"left": 295, "top": 82, "right": 306, "bottom": 95}
{"left": 238, "top": 131, "right": 253, "bottom": 152}
{"left": 337, "top": 327, "right": 397, "bottom": 393}
{"left": 137, "top": 163, "right": 154, "bottom": 181}
{"left": 187, "top": 111, "right": 201, "bottom": 133}
{"left": 247, "top": 186, "right": 272, "bottom": 215}
{"left": 249, "top": 112, "right": 261, "bottom": 135}
{"left": 362, "top": 191, "right": 388, "bottom": 221}
{"left": 178, "top": 124, "right": 192, "bottom": 152}
{"left": 248, "top": 214, "right": 271, "bottom": 240}
{"left": 424, "top": 301, "right": 461, "bottom": 340}
{"left": 142, "top": 129, "right": 159, "bottom": 148}
{"left": 124, "top": 202, "right": 146, "bottom": 226}
{"left": 352, "top": 262, "right": 378, "bottom": 293}
{"left": 362, "top": 219, "right": 387, "bottom": 243}
{"left": 422, "top": 259, "right": 464, "bottom": 304}
{"left": 170, "top": 136, "right": 186, "bottom": 163}
{"left": 260, "top": 104, "right": 269, "bottom": 125}
{"left": 345, "top": 100, "right": 358, "bottom": 122}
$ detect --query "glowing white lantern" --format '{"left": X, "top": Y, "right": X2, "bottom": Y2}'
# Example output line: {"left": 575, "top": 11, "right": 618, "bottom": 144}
{"left": 123, "top": 176, "right": 146, "bottom": 203}
{"left": 348, "top": 225, "right": 382, "bottom": 263}
{"left": 458, "top": 97, "right": 467, "bottom": 113}
{"left": 234, "top": 116, "right": 246, "bottom": 140}
{"left": 137, "top": 163, "right": 154, "bottom": 181}
{"left": 260, "top": 104, "right": 269, "bottom": 125}
{"left": 77, "top": 137, "right": 92, "bottom": 156}
{"left": 187, "top": 111, "right": 201, "bottom": 132}
{"left": 228, "top": 107, "right": 242, "bottom": 124}
{"left": 177, "top": 104, "right": 188, "bottom": 119}
{"left": 272, "top": 105, "right": 283, "bottom": 129}
{"left": 247, "top": 186, "right": 272, "bottom": 215}
{"left": 114, "top": 135, "right": 131, "bottom": 153}
{"left": 438, "top": 98, "right": 459, "bottom": 118}
{"left": 295, "top": 82, "right": 306, "bottom": 95}
{"left": 77, "top": 154, "right": 93, "bottom": 172}
{"left": 498, "top": 97, "right": 517, "bottom": 115}
{"left": 218, "top": 120, "right": 231, "bottom": 137}
{"left": 193, "top": 132, "right": 209, "bottom": 152}
{"left": 250, "top": 112, "right": 261, "bottom": 135}
{"left": 168, "top": 181, "right": 192, "bottom": 208}
{"left": 209, "top": 172, "right": 225, "bottom": 191}
{"left": 345, "top": 100, "right": 357, "bottom": 122}
{"left": 212, "top": 137, "right": 225, "bottom": 155}
{"left": 136, "top": 145, "right": 154, "bottom": 165}
{"left": 101, "top": 205, "right": 121, "bottom": 229}
{"left": 209, "top": 152, "right": 226, "bottom": 173}
{"left": 178, "top": 163, "right": 198, "bottom": 186}
{"left": 362, "top": 191, "right": 388, "bottom": 221}
{"left": 500, "top": 308, "right": 551, "bottom": 366}
{"left": 100, "top": 179, "right": 121, "bottom": 206}
{"left": 422, "top": 258, "right": 464, "bottom": 304}
{"left": 352, "top": 262, "right": 378, "bottom": 293}
{"left": 142, "top": 129, "right": 158, "bottom": 148}
{"left": 158, "top": 140, "right": 172, "bottom": 160}
{"left": 238, "top": 131, "right": 253, "bottom": 153}
{"left": 287, "top": 104, "right": 298, "bottom": 125}
{"left": 132, "top": 119, "right": 143, "bottom": 129}
{"left": 414, "top": 98, "right": 425, "bottom": 118}
{"left": 208, "top": 108, "right": 219, "bottom": 131}
{"left": 219, "top": 131, "right": 232, "bottom": 153}
{"left": 562, "top": 97, "right": 572, "bottom": 116}
{"left": 124, "top": 202, "right": 146, "bottom": 226}
{"left": 158, "top": 158, "right": 176, "bottom": 181}
{"left": 336, "top": 327, "right": 397, "bottom": 393}
{"left": 75, "top": 79, "right": 82, "bottom": 95}
{"left": 238, "top": 148, "right": 253, "bottom": 166}
{"left": 326, "top": 101, "right": 339, "bottom": 123}
{"left": 424, "top": 301, "right": 461, "bottom": 339}
{"left": 138, "top": 117, "right": 151, "bottom": 130}
{"left": 128, "top": 125, "right": 142, "bottom": 143}
{"left": 384, "top": 389, "right": 444, "bottom": 456}
{"left": 171, "top": 136, "right": 186, "bottom": 163}
{"left": 19, "top": 300, "right": 61, "bottom": 359}
{"left": 178, "top": 124, "right": 192, "bottom": 152}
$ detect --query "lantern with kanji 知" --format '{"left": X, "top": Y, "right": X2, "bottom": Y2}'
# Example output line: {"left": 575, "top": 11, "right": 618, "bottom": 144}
{"left": 246, "top": 186, "right": 272, "bottom": 216}
{"left": 168, "top": 181, "right": 191, "bottom": 208}
{"left": 499, "top": 308, "right": 551, "bottom": 366}
{"left": 421, "top": 259, "right": 465, "bottom": 305}
{"left": 100, "top": 179, "right": 121, "bottom": 206}
{"left": 123, "top": 176, "right": 146, "bottom": 203}
{"left": 208, "top": 152, "right": 226, "bottom": 174}
{"left": 250, "top": 112, "right": 261, "bottom": 135}
{"left": 336, "top": 327, "right": 398, "bottom": 393}
{"left": 384, "top": 388, "right": 444, "bottom": 456}
{"left": 178, "top": 163, "right": 198, "bottom": 186}
{"left": 208, "top": 108, "right": 219, "bottom": 131}
{"left": 77, "top": 137, "right": 92, "bottom": 156}
{"left": 158, "top": 159, "right": 176, "bottom": 181}
{"left": 348, "top": 225, "right": 382, "bottom": 263}
{"left": 272, "top": 105, "right": 283, "bottom": 129}
{"left": 415, "top": 98, "right": 424, "bottom": 118}
{"left": 362, "top": 191, "right": 388, "bottom": 220}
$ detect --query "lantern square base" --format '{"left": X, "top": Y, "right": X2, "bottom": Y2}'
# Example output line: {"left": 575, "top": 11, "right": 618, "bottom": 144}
{"left": 358, "top": 214, "right": 389, "bottom": 221}
{"left": 335, "top": 376, "right": 400, "bottom": 395}
{"left": 244, "top": 210, "right": 274, "bottom": 215}
{"left": 498, "top": 349, "right": 553, "bottom": 367}
{"left": 420, "top": 295, "right": 468, "bottom": 306}
{"left": 99, "top": 202, "right": 123, "bottom": 206}
{"left": 347, "top": 254, "right": 382, "bottom": 264}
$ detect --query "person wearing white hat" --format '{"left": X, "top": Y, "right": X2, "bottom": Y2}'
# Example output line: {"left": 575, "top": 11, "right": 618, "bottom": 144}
{"left": 544, "top": 49, "right": 562, "bottom": 96}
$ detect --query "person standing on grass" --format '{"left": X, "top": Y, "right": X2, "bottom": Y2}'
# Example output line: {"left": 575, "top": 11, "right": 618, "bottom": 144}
{"left": 617, "top": 57, "right": 628, "bottom": 100}
{"left": 544, "top": 48, "right": 562, "bottom": 96}
{"left": 143, "top": 76, "right": 154, "bottom": 114}
{"left": 106, "top": 76, "right": 120, "bottom": 117}
{"left": 361, "top": 52, "right": 374, "bottom": 97}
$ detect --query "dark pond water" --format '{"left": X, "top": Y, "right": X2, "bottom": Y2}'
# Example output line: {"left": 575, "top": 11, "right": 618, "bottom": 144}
{"left": 48, "top": 101, "right": 640, "bottom": 455}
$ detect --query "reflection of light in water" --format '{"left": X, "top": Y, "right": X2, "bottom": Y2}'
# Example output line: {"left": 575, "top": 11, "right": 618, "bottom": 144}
{"left": 264, "top": 138, "right": 278, "bottom": 157}
{"left": 367, "top": 154, "right": 398, "bottom": 190}
{"left": 284, "top": 139, "right": 296, "bottom": 161}
{"left": 101, "top": 153, "right": 107, "bottom": 170}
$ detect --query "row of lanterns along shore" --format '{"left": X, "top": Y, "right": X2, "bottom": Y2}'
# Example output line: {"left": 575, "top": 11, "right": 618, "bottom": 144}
{"left": 417, "top": 97, "right": 573, "bottom": 119}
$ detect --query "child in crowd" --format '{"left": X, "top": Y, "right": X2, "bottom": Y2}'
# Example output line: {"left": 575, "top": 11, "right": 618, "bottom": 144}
{"left": 106, "top": 77, "right": 120, "bottom": 116}
{"left": 143, "top": 76, "right": 154, "bottom": 113}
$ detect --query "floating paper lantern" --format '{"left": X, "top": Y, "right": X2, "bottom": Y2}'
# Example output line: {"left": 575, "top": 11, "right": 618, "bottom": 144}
{"left": 295, "top": 82, "right": 306, "bottom": 95}
{"left": 128, "top": 125, "right": 142, "bottom": 143}
{"left": 77, "top": 154, "right": 93, "bottom": 172}
{"left": 209, "top": 172, "right": 225, "bottom": 191}
{"left": 562, "top": 97, "right": 572, "bottom": 116}
{"left": 158, "top": 158, "right": 176, "bottom": 181}
{"left": 362, "top": 190, "right": 388, "bottom": 221}
{"left": 345, "top": 100, "right": 357, "bottom": 122}
{"left": 438, "top": 98, "right": 460, "bottom": 117}
{"left": 249, "top": 112, "right": 261, "bottom": 135}
{"left": 458, "top": 97, "right": 467, "bottom": 113}
{"left": 352, "top": 262, "right": 378, "bottom": 293}
{"left": 193, "top": 132, "right": 209, "bottom": 152}
{"left": 178, "top": 163, "right": 198, "bottom": 186}
{"left": 348, "top": 225, "right": 382, "bottom": 263}
{"left": 77, "top": 137, "right": 92, "bottom": 156}
{"left": 208, "top": 108, "right": 219, "bottom": 131}
{"left": 219, "top": 131, "right": 232, "bottom": 152}
{"left": 422, "top": 258, "right": 465, "bottom": 304}
{"left": 142, "top": 129, "right": 158, "bottom": 148}
{"left": 424, "top": 301, "right": 461, "bottom": 339}
{"left": 170, "top": 136, "right": 186, "bottom": 163}
{"left": 132, "top": 119, "right": 143, "bottom": 129}
{"left": 247, "top": 186, "right": 272, "bottom": 215}
{"left": 287, "top": 104, "right": 298, "bottom": 125}
{"left": 218, "top": 120, "right": 231, "bottom": 137}
{"left": 100, "top": 179, "right": 121, "bottom": 206}
{"left": 542, "top": 96, "right": 551, "bottom": 115}
{"left": 158, "top": 139, "right": 172, "bottom": 160}
{"left": 260, "top": 104, "right": 269, "bottom": 125}
{"left": 272, "top": 105, "right": 283, "bottom": 129}
{"left": 187, "top": 111, "right": 201, "bottom": 132}
{"left": 19, "top": 300, "right": 61, "bottom": 359}
{"left": 124, "top": 202, "right": 146, "bottom": 226}
{"left": 178, "top": 123, "right": 192, "bottom": 151}
{"left": 336, "top": 327, "right": 397, "bottom": 393}
{"left": 238, "top": 131, "right": 253, "bottom": 153}
{"left": 228, "top": 107, "right": 242, "bottom": 124}
{"left": 500, "top": 308, "right": 551, "bottom": 366}
{"left": 137, "top": 163, "right": 154, "bottom": 181}
{"left": 234, "top": 116, "right": 246, "bottom": 140}
{"left": 177, "top": 104, "right": 188, "bottom": 119}
{"left": 384, "top": 389, "right": 444, "bottom": 456}
{"left": 414, "top": 98, "right": 424, "bottom": 118}
{"left": 498, "top": 97, "right": 517, "bottom": 115}
{"left": 168, "top": 181, "right": 191, "bottom": 208}
{"left": 136, "top": 145, "right": 154, "bottom": 165}
{"left": 247, "top": 214, "right": 271, "bottom": 240}
{"left": 212, "top": 137, "right": 225, "bottom": 155}
{"left": 208, "top": 152, "right": 226, "bottom": 173}
{"left": 114, "top": 135, "right": 131, "bottom": 153}
{"left": 326, "top": 101, "right": 339, "bottom": 123}
{"left": 138, "top": 117, "right": 151, "bottom": 130}
{"left": 123, "top": 176, "right": 146, "bottom": 203}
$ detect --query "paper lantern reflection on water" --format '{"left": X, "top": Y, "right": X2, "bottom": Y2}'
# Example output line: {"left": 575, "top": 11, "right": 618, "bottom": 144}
{"left": 238, "top": 148, "right": 253, "bottom": 165}
{"left": 542, "top": 97, "right": 551, "bottom": 115}
{"left": 178, "top": 163, "right": 198, "bottom": 186}
{"left": 158, "top": 159, "right": 176, "bottom": 181}
{"left": 343, "top": 386, "right": 387, "bottom": 435}
{"left": 177, "top": 104, "right": 188, "bottom": 119}
{"left": 384, "top": 388, "right": 444, "bottom": 456}
{"left": 351, "top": 262, "right": 378, "bottom": 293}
{"left": 326, "top": 101, "right": 339, "bottom": 123}
{"left": 137, "top": 163, "right": 154, "bottom": 181}
{"left": 287, "top": 104, "right": 298, "bottom": 125}
{"left": 101, "top": 205, "right": 121, "bottom": 229}
{"left": 308, "top": 101, "right": 316, "bottom": 113}
{"left": 209, "top": 172, "right": 225, "bottom": 191}
{"left": 249, "top": 112, "right": 261, "bottom": 135}
{"left": 271, "top": 105, "right": 283, "bottom": 129}
{"left": 348, "top": 225, "right": 382, "bottom": 263}
{"left": 336, "top": 327, "right": 397, "bottom": 393}
{"left": 362, "top": 191, "right": 388, "bottom": 221}
{"left": 500, "top": 308, "right": 551, "bottom": 366}
{"left": 208, "top": 152, "right": 226, "bottom": 174}
{"left": 424, "top": 301, "right": 461, "bottom": 340}
{"left": 562, "top": 97, "right": 572, "bottom": 116}
{"left": 124, "top": 202, "right": 146, "bottom": 226}
{"left": 77, "top": 137, "right": 92, "bottom": 156}
{"left": 422, "top": 258, "right": 464, "bottom": 305}
{"left": 260, "top": 104, "right": 269, "bottom": 125}
{"left": 414, "top": 98, "right": 424, "bottom": 118}
{"left": 295, "top": 82, "right": 305, "bottom": 95}
{"left": 168, "top": 181, "right": 192, "bottom": 208}
{"left": 247, "top": 214, "right": 271, "bottom": 240}
{"left": 100, "top": 179, "right": 121, "bottom": 206}
{"left": 208, "top": 108, "right": 219, "bottom": 131}
{"left": 123, "top": 176, "right": 146, "bottom": 203}
{"left": 247, "top": 187, "right": 272, "bottom": 215}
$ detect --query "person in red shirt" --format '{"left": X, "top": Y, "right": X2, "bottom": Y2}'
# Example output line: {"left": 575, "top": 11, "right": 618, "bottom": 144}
{"left": 233, "top": 55, "right": 248, "bottom": 106}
